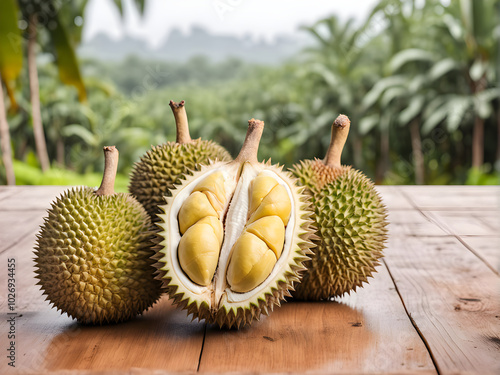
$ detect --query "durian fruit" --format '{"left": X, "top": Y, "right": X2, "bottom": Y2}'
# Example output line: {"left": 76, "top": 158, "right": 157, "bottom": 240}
{"left": 291, "top": 115, "right": 388, "bottom": 300}
{"left": 129, "top": 100, "right": 232, "bottom": 221}
{"left": 155, "top": 119, "right": 315, "bottom": 328}
{"left": 34, "top": 146, "right": 162, "bottom": 324}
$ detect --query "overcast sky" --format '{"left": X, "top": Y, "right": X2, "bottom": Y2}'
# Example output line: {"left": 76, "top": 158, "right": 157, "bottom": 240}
{"left": 83, "top": 0, "right": 379, "bottom": 47}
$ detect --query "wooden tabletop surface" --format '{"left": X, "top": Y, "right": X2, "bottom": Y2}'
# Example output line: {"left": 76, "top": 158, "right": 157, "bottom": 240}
{"left": 0, "top": 185, "right": 499, "bottom": 375}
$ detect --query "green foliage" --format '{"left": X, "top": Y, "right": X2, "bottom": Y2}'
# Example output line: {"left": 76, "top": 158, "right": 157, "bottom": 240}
{"left": 2, "top": 0, "right": 500, "bottom": 187}
{"left": 12, "top": 160, "right": 129, "bottom": 192}
{"left": 466, "top": 166, "right": 500, "bottom": 185}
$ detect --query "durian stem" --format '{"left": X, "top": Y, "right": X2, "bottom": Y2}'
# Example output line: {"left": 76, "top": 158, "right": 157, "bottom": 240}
{"left": 234, "top": 119, "right": 265, "bottom": 164}
{"left": 323, "top": 114, "right": 351, "bottom": 169}
{"left": 95, "top": 146, "right": 119, "bottom": 196}
{"left": 169, "top": 100, "right": 192, "bottom": 144}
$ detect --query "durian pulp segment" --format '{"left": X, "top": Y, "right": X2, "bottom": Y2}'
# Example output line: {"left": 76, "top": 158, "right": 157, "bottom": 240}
{"left": 164, "top": 165, "right": 238, "bottom": 303}
{"left": 216, "top": 164, "right": 296, "bottom": 308}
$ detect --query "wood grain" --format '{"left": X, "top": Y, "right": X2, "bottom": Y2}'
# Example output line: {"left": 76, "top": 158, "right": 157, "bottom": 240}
{"left": 2, "top": 298, "right": 205, "bottom": 374}
{"left": 1, "top": 186, "right": 498, "bottom": 374}
{"left": 0, "top": 210, "right": 46, "bottom": 254}
{"left": 0, "top": 233, "right": 205, "bottom": 373}
{"left": 0, "top": 185, "right": 67, "bottom": 211}
{"left": 0, "top": 186, "right": 18, "bottom": 202}
{"left": 387, "top": 209, "right": 448, "bottom": 237}
{"left": 1, "top": 193, "right": 205, "bottom": 374}
{"left": 385, "top": 235, "right": 500, "bottom": 375}
{"left": 376, "top": 186, "right": 415, "bottom": 210}
{"left": 458, "top": 236, "right": 500, "bottom": 274}
{"left": 400, "top": 186, "right": 500, "bottom": 210}
{"left": 422, "top": 211, "right": 499, "bottom": 236}
{"left": 198, "top": 266, "right": 436, "bottom": 374}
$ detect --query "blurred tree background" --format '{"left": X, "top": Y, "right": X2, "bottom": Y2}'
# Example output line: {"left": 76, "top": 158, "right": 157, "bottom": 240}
{"left": 1, "top": 0, "right": 499, "bottom": 189}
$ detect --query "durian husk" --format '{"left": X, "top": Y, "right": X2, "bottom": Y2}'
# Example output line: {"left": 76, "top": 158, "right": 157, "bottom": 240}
{"left": 153, "top": 161, "right": 315, "bottom": 328}
{"left": 34, "top": 187, "right": 163, "bottom": 324}
{"left": 129, "top": 139, "right": 232, "bottom": 220}
{"left": 291, "top": 159, "right": 388, "bottom": 300}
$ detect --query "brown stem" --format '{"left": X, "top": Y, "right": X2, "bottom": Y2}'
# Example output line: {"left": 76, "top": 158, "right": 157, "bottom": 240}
{"left": 95, "top": 146, "right": 119, "bottom": 196}
{"left": 169, "top": 100, "right": 192, "bottom": 144}
{"left": 323, "top": 114, "right": 350, "bottom": 169}
{"left": 234, "top": 119, "right": 265, "bottom": 164}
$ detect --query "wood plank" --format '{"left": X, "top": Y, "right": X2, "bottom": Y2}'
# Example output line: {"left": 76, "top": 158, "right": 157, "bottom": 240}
{"left": 473, "top": 210, "right": 500, "bottom": 232}
{"left": 0, "top": 186, "right": 19, "bottom": 202}
{"left": 1, "top": 185, "right": 497, "bottom": 374}
{"left": 422, "top": 211, "right": 499, "bottom": 236}
{"left": 0, "top": 229, "right": 59, "bottom": 312}
{"left": 376, "top": 185, "right": 415, "bottom": 210}
{"left": 0, "top": 186, "right": 67, "bottom": 211}
{"left": 458, "top": 236, "right": 500, "bottom": 274}
{"left": 0, "top": 210, "right": 46, "bottom": 254}
{"left": 1, "top": 298, "right": 205, "bottom": 374}
{"left": 385, "top": 235, "right": 500, "bottom": 375}
{"left": 199, "top": 266, "right": 436, "bottom": 374}
{"left": 0, "top": 214, "right": 205, "bottom": 373}
{"left": 0, "top": 191, "right": 204, "bottom": 374}
{"left": 388, "top": 210, "right": 448, "bottom": 237}
{"left": 400, "top": 186, "right": 500, "bottom": 210}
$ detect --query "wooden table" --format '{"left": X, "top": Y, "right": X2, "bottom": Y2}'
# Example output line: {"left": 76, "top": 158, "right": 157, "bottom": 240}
{"left": 1, "top": 185, "right": 499, "bottom": 375}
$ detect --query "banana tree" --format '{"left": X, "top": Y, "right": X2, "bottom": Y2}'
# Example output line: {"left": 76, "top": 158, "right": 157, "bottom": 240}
{"left": 1, "top": 0, "right": 147, "bottom": 180}
{"left": 0, "top": 0, "right": 22, "bottom": 184}
{"left": 300, "top": 14, "right": 388, "bottom": 172}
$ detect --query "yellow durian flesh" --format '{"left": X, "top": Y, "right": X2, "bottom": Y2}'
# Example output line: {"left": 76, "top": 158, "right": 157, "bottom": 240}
{"left": 155, "top": 119, "right": 315, "bottom": 328}
{"left": 178, "top": 214, "right": 223, "bottom": 287}
{"left": 178, "top": 192, "right": 218, "bottom": 234}
{"left": 177, "top": 173, "right": 227, "bottom": 285}
{"left": 248, "top": 184, "right": 291, "bottom": 226}
{"left": 226, "top": 233, "right": 277, "bottom": 293}
{"left": 177, "top": 169, "right": 291, "bottom": 291}
{"left": 248, "top": 175, "right": 279, "bottom": 216}
{"left": 226, "top": 176, "right": 291, "bottom": 292}
{"left": 193, "top": 171, "right": 227, "bottom": 207}
{"left": 246, "top": 216, "right": 285, "bottom": 258}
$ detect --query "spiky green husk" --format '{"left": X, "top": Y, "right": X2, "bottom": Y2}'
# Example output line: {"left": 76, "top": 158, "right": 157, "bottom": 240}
{"left": 291, "top": 162, "right": 388, "bottom": 300}
{"left": 129, "top": 140, "right": 232, "bottom": 221}
{"left": 34, "top": 187, "right": 162, "bottom": 324}
{"left": 154, "top": 163, "right": 315, "bottom": 329}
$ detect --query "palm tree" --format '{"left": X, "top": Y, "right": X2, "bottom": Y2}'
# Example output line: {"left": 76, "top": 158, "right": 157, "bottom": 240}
{"left": 438, "top": 0, "right": 499, "bottom": 168}
{"left": 361, "top": 0, "right": 449, "bottom": 183}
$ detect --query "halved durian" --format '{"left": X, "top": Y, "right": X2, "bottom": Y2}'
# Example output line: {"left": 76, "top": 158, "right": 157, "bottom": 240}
{"left": 154, "top": 119, "right": 315, "bottom": 328}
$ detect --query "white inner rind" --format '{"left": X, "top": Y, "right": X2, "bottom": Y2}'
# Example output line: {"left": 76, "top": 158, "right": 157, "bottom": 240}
{"left": 220, "top": 165, "right": 296, "bottom": 304}
{"left": 162, "top": 162, "right": 297, "bottom": 310}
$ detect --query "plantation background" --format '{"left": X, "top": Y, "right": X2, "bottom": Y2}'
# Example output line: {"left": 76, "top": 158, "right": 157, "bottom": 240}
{"left": 1, "top": 0, "right": 499, "bottom": 190}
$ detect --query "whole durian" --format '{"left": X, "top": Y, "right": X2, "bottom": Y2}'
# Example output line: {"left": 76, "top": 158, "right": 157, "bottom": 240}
{"left": 129, "top": 100, "right": 232, "bottom": 221}
{"left": 34, "top": 146, "right": 162, "bottom": 324}
{"left": 291, "top": 115, "right": 388, "bottom": 300}
{"left": 155, "top": 119, "right": 315, "bottom": 328}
